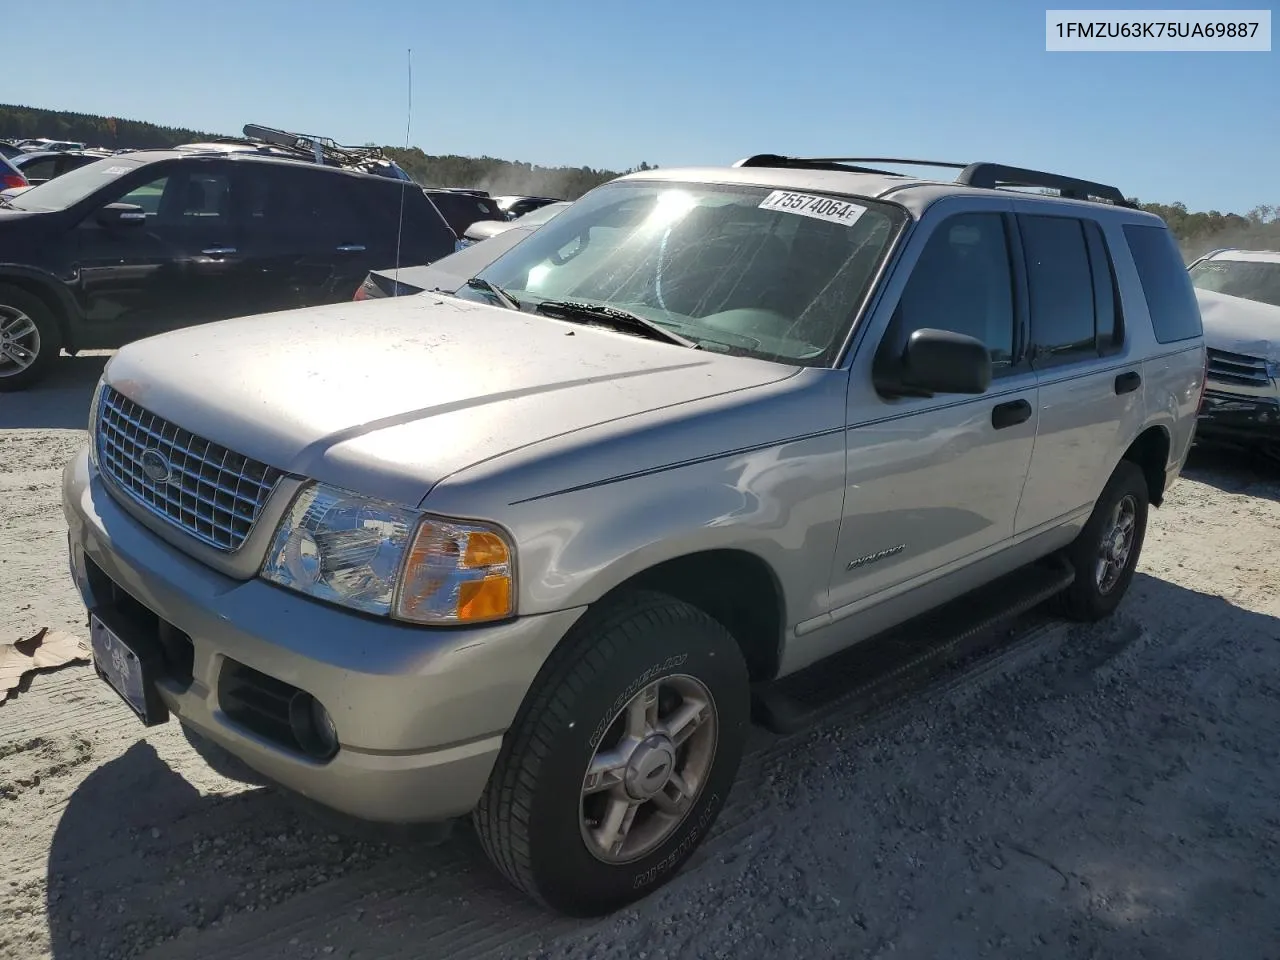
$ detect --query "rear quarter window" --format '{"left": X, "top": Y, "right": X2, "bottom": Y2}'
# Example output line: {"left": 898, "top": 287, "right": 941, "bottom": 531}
{"left": 1122, "top": 224, "right": 1202, "bottom": 344}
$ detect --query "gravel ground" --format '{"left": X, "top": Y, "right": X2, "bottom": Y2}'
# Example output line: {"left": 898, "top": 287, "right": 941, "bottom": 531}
{"left": 2, "top": 354, "right": 1279, "bottom": 960}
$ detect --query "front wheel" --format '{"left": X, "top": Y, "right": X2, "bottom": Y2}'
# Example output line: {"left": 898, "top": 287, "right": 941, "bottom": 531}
{"left": 1058, "top": 460, "right": 1149, "bottom": 621}
{"left": 473, "top": 590, "right": 749, "bottom": 916}
{"left": 0, "top": 283, "right": 62, "bottom": 392}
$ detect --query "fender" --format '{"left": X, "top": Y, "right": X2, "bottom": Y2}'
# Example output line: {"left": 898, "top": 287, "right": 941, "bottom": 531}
{"left": 498, "top": 431, "right": 848, "bottom": 633}
{"left": 0, "top": 263, "right": 83, "bottom": 345}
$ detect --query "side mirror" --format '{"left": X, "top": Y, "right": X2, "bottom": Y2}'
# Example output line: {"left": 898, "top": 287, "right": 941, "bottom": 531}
{"left": 96, "top": 202, "right": 147, "bottom": 228}
{"left": 877, "top": 327, "right": 992, "bottom": 397}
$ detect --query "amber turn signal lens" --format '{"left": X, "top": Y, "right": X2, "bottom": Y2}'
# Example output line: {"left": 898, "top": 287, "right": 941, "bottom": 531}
{"left": 394, "top": 517, "right": 516, "bottom": 624}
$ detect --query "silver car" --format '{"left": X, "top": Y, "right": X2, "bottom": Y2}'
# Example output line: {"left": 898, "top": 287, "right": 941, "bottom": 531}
{"left": 1187, "top": 248, "right": 1280, "bottom": 459}
{"left": 62, "top": 155, "right": 1205, "bottom": 916}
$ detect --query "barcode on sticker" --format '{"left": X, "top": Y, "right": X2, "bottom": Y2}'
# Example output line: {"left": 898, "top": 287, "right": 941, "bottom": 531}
{"left": 758, "top": 190, "right": 867, "bottom": 226}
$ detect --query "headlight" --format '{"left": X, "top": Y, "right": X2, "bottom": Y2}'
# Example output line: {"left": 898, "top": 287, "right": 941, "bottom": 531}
{"left": 260, "top": 483, "right": 516, "bottom": 625}
{"left": 1266, "top": 358, "right": 1280, "bottom": 379}
{"left": 87, "top": 377, "right": 106, "bottom": 468}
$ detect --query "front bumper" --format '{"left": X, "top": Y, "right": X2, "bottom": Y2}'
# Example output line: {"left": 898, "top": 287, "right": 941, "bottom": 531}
{"left": 1195, "top": 389, "right": 1280, "bottom": 447}
{"left": 62, "top": 448, "right": 585, "bottom": 822}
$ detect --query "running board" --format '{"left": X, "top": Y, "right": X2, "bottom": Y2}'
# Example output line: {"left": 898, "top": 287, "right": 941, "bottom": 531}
{"left": 751, "top": 556, "right": 1076, "bottom": 735}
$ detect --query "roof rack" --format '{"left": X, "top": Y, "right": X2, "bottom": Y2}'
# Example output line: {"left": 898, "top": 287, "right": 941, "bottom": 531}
{"left": 199, "top": 124, "right": 395, "bottom": 175}
{"left": 733, "top": 155, "right": 1136, "bottom": 208}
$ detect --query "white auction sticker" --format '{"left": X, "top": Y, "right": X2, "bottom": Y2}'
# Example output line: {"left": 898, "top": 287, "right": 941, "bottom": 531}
{"left": 758, "top": 190, "right": 868, "bottom": 227}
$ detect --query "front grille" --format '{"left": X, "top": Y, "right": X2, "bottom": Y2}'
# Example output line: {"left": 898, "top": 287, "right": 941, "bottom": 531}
{"left": 1206, "top": 347, "right": 1273, "bottom": 389}
{"left": 96, "top": 386, "right": 282, "bottom": 552}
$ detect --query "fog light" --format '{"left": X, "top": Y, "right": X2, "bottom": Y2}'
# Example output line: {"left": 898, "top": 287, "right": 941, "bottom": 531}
{"left": 288, "top": 691, "right": 339, "bottom": 760}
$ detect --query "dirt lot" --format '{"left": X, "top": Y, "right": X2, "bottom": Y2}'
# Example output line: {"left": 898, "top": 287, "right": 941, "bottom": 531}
{"left": 2, "top": 355, "right": 1279, "bottom": 960}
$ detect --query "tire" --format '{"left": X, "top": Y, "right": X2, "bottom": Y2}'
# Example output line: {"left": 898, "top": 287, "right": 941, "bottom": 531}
{"left": 1058, "top": 460, "right": 1149, "bottom": 621}
{"left": 0, "top": 283, "right": 62, "bottom": 392}
{"left": 473, "top": 589, "right": 750, "bottom": 916}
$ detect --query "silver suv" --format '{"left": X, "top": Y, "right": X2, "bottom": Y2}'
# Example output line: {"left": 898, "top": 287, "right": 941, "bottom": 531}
{"left": 62, "top": 155, "right": 1206, "bottom": 916}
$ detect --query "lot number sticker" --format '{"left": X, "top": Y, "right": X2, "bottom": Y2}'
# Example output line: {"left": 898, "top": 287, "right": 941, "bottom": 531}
{"left": 758, "top": 190, "right": 867, "bottom": 227}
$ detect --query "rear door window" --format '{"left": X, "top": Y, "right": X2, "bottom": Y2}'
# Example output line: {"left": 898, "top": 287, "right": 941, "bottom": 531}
{"left": 1017, "top": 213, "right": 1126, "bottom": 366}
{"left": 1019, "top": 214, "right": 1096, "bottom": 365}
{"left": 1123, "top": 224, "right": 1202, "bottom": 343}
{"left": 242, "top": 165, "right": 363, "bottom": 247}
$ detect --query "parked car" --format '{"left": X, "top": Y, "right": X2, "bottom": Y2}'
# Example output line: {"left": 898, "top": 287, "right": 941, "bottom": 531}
{"left": 355, "top": 201, "right": 571, "bottom": 300}
{"left": 423, "top": 188, "right": 506, "bottom": 243}
{"left": 0, "top": 145, "right": 456, "bottom": 390}
{"left": 1187, "top": 247, "right": 1280, "bottom": 458}
{"left": 19, "top": 138, "right": 87, "bottom": 153}
{"left": 9, "top": 148, "right": 113, "bottom": 186}
{"left": 62, "top": 155, "right": 1203, "bottom": 917}
{"left": 493, "top": 195, "right": 565, "bottom": 220}
{"left": 0, "top": 155, "right": 28, "bottom": 192}
{"left": 0, "top": 141, "right": 24, "bottom": 160}
{"left": 459, "top": 200, "right": 571, "bottom": 247}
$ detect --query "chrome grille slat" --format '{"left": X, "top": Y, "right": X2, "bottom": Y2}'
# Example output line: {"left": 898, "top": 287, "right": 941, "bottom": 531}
{"left": 96, "top": 387, "right": 282, "bottom": 552}
{"left": 1206, "top": 347, "right": 1272, "bottom": 388}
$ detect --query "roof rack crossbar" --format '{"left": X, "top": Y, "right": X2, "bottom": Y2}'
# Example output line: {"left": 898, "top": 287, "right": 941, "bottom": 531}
{"left": 733, "top": 155, "right": 1135, "bottom": 208}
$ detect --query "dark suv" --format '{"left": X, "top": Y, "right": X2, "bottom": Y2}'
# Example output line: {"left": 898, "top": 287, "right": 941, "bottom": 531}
{"left": 422, "top": 188, "right": 506, "bottom": 243}
{"left": 0, "top": 148, "right": 456, "bottom": 389}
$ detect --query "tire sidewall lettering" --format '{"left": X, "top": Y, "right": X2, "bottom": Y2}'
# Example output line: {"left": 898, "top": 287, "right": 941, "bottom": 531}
{"left": 631, "top": 790, "right": 721, "bottom": 890}
{"left": 588, "top": 653, "right": 689, "bottom": 750}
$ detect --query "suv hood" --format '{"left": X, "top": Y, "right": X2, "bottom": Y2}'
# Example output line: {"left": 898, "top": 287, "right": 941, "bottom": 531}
{"left": 104, "top": 295, "right": 797, "bottom": 505}
{"left": 1196, "top": 287, "right": 1280, "bottom": 362}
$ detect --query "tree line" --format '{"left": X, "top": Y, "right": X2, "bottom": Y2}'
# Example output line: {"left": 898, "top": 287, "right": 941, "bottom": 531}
{"left": 1, "top": 102, "right": 1275, "bottom": 258}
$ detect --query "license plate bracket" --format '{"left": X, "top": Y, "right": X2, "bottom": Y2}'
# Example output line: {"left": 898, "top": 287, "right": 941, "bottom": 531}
{"left": 90, "top": 610, "right": 169, "bottom": 726}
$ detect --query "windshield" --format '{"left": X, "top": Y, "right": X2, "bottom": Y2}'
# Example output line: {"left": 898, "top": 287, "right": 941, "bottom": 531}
{"left": 3, "top": 156, "right": 145, "bottom": 210}
{"left": 459, "top": 180, "right": 905, "bottom": 364}
{"left": 1189, "top": 257, "right": 1280, "bottom": 309}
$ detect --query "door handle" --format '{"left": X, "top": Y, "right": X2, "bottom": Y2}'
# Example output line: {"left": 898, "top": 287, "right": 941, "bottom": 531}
{"left": 336, "top": 244, "right": 366, "bottom": 253}
{"left": 201, "top": 247, "right": 236, "bottom": 256}
{"left": 1114, "top": 371, "right": 1142, "bottom": 395}
{"left": 991, "top": 399, "right": 1033, "bottom": 430}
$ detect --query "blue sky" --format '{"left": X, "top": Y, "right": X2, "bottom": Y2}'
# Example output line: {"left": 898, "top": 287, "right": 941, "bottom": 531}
{"left": 6, "top": 0, "right": 1275, "bottom": 212}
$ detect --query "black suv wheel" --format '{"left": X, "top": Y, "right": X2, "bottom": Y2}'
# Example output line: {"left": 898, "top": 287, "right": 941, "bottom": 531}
{"left": 0, "top": 283, "right": 62, "bottom": 392}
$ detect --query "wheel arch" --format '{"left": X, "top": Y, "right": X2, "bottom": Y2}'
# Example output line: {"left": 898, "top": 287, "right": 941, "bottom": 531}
{"left": 0, "top": 266, "right": 79, "bottom": 350}
{"left": 593, "top": 548, "right": 788, "bottom": 684}
{"left": 1120, "top": 424, "right": 1172, "bottom": 507}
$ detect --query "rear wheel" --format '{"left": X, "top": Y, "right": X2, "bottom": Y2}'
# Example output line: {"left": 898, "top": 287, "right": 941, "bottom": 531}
{"left": 0, "top": 283, "right": 62, "bottom": 392}
{"left": 1059, "top": 460, "right": 1149, "bottom": 621}
{"left": 474, "top": 590, "right": 749, "bottom": 916}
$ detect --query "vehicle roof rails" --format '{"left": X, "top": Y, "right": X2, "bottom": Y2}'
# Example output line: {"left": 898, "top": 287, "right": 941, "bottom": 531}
{"left": 733, "top": 155, "right": 1137, "bottom": 208}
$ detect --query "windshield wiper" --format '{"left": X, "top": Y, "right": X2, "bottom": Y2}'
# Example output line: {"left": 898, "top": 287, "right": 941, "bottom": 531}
{"left": 465, "top": 277, "right": 521, "bottom": 311}
{"left": 534, "top": 300, "right": 697, "bottom": 348}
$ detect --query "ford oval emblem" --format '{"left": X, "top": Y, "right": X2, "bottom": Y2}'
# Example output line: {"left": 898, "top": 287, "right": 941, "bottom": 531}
{"left": 139, "top": 449, "right": 173, "bottom": 484}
